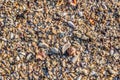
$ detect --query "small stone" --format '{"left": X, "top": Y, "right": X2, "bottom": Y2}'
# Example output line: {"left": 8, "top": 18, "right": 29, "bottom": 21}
{"left": 16, "top": 56, "right": 20, "bottom": 61}
{"left": 10, "top": 33, "right": 14, "bottom": 39}
{"left": 62, "top": 61, "right": 66, "bottom": 67}
{"left": 20, "top": 52, "right": 26, "bottom": 55}
{"left": 19, "top": 52, "right": 26, "bottom": 59}
{"left": 52, "top": 28, "right": 57, "bottom": 34}
{"left": 38, "top": 42, "right": 49, "bottom": 48}
{"left": 67, "top": 21, "right": 75, "bottom": 28}
{"left": 110, "top": 48, "right": 114, "bottom": 55}
{"left": 78, "top": 11, "right": 83, "bottom": 17}
{"left": 77, "top": 75, "right": 82, "bottom": 80}
{"left": 59, "top": 32, "right": 65, "bottom": 38}
{"left": 113, "top": 53, "right": 119, "bottom": 60}
{"left": 50, "top": 47, "right": 59, "bottom": 54}
{"left": 62, "top": 42, "right": 71, "bottom": 53}
{"left": 26, "top": 53, "right": 34, "bottom": 61}
{"left": 71, "top": 55, "right": 79, "bottom": 63}
{"left": 0, "top": 75, "right": 3, "bottom": 80}
{"left": 81, "top": 35, "right": 89, "bottom": 40}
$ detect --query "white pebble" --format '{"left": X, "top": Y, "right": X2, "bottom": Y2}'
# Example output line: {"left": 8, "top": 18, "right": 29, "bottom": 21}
{"left": 72, "top": 55, "right": 79, "bottom": 63}
{"left": 78, "top": 11, "right": 83, "bottom": 17}
{"left": 10, "top": 34, "right": 14, "bottom": 40}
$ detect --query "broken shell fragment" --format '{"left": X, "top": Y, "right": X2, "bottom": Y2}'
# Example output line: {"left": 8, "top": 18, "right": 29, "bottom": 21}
{"left": 67, "top": 47, "right": 76, "bottom": 56}
{"left": 69, "top": 0, "right": 77, "bottom": 6}
{"left": 62, "top": 42, "right": 71, "bottom": 54}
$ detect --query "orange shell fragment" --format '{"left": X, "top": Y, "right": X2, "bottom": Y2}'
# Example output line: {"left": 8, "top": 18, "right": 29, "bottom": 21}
{"left": 69, "top": 0, "right": 77, "bottom": 6}
{"left": 89, "top": 18, "right": 95, "bottom": 25}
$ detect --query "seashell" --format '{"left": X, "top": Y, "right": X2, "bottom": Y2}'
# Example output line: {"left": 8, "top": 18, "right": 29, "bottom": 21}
{"left": 26, "top": 53, "right": 34, "bottom": 61}
{"left": 67, "top": 47, "right": 76, "bottom": 56}
{"left": 62, "top": 42, "right": 71, "bottom": 53}
{"left": 67, "top": 21, "right": 76, "bottom": 28}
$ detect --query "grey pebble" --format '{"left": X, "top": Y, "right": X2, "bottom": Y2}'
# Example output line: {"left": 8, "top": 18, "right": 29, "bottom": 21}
{"left": 50, "top": 47, "right": 59, "bottom": 54}
{"left": 38, "top": 42, "right": 49, "bottom": 48}
{"left": 59, "top": 33, "right": 65, "bottom": 38}
{"left": 67, "top": 21, "right": 75, "bottom": 28}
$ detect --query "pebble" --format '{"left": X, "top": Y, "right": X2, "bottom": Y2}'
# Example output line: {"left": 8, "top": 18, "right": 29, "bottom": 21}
{"left": 26, "top": 53, "right": 34, "bottom": 62}
{"left": 10, "top": 33, "right": 14, "bottom": 39}
{"left": 50, "top": 47, "right": 59, "bottom": 54}
{"left": 71, "top": 55, "right": 79, "bottom": 63}
{"left": 38, "top": 42, "right": 49, "bottom": 48}
{"left": 18, "top": 52, "right": 26, "bottom": 59}
{"left": 67, "top": 21, "right": 76, "bottom": 28}
{"left": 59, "top": 32, "right": 65, "bottom": 38}
{"left": 62, "top": 60, "right": 66, "bottom": 67}
{"left": 110, "top": 48, "right": 114, "bottom": 55}
{"left": 16, "top": 56, "right": 20, "bottom": 61}
{"left": 77, "top": 75, "right": 82, "bottom": 80}
{"left": 0, "top": 76, "right": 3, "bottom": 80}
{"left": 78, "top": 11, "right": 83, "bottom": 17}
{"left": 81, "top": 35, "right": 89, "bottom": 40}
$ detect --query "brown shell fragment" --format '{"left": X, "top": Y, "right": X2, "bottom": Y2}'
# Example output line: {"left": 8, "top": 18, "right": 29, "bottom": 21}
{"left": 67, "top": 47, "right": 76, "bottom": 56}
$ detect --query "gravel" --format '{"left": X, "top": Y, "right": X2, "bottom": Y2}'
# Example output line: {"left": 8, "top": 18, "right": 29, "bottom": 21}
{"left": 0, "top": 0, "right": 120, "bottom": 80}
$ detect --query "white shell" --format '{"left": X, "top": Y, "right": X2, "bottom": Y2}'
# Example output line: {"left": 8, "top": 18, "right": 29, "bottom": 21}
{"left": 62, "top": 42, "right": 71, "bottom": 53}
